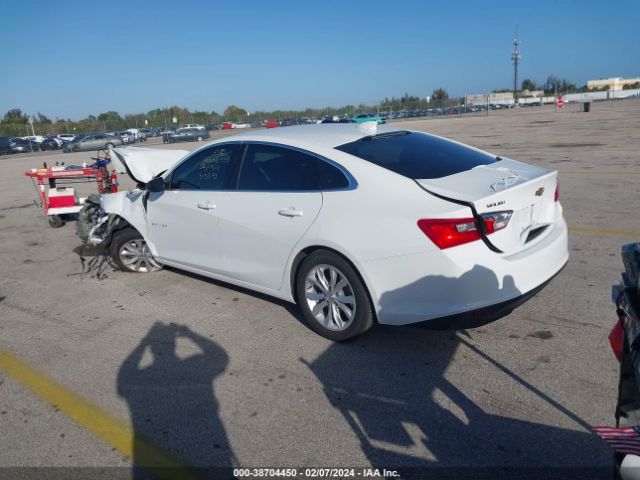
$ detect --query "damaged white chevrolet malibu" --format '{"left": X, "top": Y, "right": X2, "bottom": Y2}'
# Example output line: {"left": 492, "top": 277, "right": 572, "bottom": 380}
{"left": 82, "top": 123, "right": 568, "bottom": 341}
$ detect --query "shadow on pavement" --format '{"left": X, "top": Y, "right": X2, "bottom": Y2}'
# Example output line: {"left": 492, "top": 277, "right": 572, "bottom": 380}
{"left": 306, "top": 266, "right": 611, "bottom": 479}
{"left": 117, "top": 322, "right": 234, "bottom": 479}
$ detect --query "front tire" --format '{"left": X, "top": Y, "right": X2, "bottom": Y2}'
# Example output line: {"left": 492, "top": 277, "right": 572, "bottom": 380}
{"left": 295, "top": 250, "right": 374, "bottom": 341}
{"left": 110, "top": 228, "right": 162, "bottom": 273}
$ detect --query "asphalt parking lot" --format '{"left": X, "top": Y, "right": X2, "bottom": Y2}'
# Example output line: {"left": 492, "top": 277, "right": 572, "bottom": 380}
{"left": 1, "top": 102, "right": 639, "bottom": 479}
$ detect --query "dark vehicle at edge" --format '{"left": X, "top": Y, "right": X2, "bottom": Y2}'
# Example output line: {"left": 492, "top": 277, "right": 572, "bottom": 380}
{"left": 0, "top": 136, "right": 12, "bottom": 154}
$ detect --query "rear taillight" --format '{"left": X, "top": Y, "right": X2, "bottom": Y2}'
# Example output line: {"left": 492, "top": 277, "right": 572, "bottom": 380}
{"left": 481, "top": 211, "right": 512, "bottom": 234}
{"left": 554, "top": 184, "right": 559, "bottom": 202}
{"left": 418, "top": 211, "right": 512, "bottom": 250}
{"left": 418, "top": 218, "right": 480, "bottom": 249}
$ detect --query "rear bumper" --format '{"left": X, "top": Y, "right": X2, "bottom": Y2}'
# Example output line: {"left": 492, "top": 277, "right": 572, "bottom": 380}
{"left": 363, "top": 217, "right": 569, "bottom": 326}
{"left": 410, "top": 260, "right": 566, "bottom": 330}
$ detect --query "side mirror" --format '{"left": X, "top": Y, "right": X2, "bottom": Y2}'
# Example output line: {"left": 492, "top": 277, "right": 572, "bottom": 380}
{"left": 147, "top": 176, "right": 165, "bottom": 193}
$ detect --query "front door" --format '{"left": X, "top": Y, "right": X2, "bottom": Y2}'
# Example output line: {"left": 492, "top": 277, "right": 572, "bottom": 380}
{"left": 145, "top": 143, "right": 240, "bottom": 274}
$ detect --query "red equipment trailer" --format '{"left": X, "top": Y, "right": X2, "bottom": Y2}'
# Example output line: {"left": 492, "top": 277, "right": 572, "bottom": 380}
{"left": 24, "top": 152, "right": 118, "bottom": 228}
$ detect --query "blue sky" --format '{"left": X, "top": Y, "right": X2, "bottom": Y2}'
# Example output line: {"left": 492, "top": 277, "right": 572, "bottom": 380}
{"left": 1, "top": 0, "right": 638, "bottom": 119}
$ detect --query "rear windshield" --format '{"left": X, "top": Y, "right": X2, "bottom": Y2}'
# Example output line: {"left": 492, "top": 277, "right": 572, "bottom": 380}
{"left": 335, "top": 131, "right": 497, "bottom": 179}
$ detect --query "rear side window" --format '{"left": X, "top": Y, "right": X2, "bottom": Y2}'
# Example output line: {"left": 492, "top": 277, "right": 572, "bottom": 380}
{"left": 318, "top": 161, "right": 349, "bottom": 190}
{"left": 335, "top": 131, "right": 497, "bottom": 179}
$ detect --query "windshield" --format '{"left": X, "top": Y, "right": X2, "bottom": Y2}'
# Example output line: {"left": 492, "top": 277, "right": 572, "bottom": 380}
{"left": 336, "top": 131, "right": 498, "bottom": 179}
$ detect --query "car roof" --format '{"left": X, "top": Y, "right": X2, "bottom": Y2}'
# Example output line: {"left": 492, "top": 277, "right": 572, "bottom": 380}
{"left": 226, "top": 123, "right": 394, "bottom": 149}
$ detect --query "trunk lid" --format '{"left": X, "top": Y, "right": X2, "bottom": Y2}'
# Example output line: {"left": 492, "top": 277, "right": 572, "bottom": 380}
{"left": 416, "top": 157, "right": 558, "bottom": 254}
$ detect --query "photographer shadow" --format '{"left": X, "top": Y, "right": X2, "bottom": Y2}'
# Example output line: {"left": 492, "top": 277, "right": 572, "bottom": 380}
{"left": 307, "top": 265, "right": 609, "bottom": 479}
{"left": 117, "top": 322, "right": 234, "bottom": 479}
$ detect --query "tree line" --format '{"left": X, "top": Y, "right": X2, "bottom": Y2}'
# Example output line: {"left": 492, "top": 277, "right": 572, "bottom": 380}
{"left": 0, "top": 88, "right": 459, "bottom": 137}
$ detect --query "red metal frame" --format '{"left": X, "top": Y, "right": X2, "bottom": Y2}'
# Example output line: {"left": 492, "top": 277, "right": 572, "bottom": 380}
{"left": 24, "top": 166, "right": 118, "bottom": 216}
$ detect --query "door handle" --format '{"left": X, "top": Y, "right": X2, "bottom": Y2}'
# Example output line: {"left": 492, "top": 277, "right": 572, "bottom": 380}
{"left": 197, "top": 202, "right": 216, "bottom": 210}
{"left": 278, "top": 208, "right": 303, "bottom": 217}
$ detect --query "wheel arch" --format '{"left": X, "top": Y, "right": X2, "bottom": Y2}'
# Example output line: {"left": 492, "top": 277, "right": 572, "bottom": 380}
{"left": 288, "top": 245, "right": 379, "bottom": 324}
{"left": 101, "top": 192, "right": 158, "bottom": 254}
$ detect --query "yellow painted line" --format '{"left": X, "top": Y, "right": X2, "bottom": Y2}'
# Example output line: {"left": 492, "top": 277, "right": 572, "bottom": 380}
{"left": 569, "top": 226, "right": 640, "bottom": 238}
{"left": 0, "top": 349, "right": 198, "bottom": 480}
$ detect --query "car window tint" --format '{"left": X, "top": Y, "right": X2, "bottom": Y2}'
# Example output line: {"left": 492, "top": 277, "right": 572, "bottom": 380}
{"left": 335, "top": 131, "right": 497, "bottom": 179}
{"left": 170, "top": 144, "right": 237, "bottom": 190}
{"left": 318, "top": 161, "right": 350, "bottom": 190}
{"left": 238, "top": 144, "right": 320, "bottom": 191}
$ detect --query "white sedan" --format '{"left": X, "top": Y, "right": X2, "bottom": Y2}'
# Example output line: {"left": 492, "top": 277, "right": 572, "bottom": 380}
{"left": 99, "top": 123, "right": 568, "bottom": 341}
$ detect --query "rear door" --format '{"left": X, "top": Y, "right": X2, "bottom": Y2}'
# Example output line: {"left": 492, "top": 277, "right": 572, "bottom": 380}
{"left": 215, "top": 143, "right": 323, "bottom": 290}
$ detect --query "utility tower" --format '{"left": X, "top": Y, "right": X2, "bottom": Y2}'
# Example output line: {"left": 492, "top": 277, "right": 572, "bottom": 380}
{"left": 511, "top": 27, "right": 521, "bottom": 99}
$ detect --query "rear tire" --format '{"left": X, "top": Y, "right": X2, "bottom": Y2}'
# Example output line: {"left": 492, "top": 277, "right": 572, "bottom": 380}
{"left": 295, "top": 250, "right": 374, "bottom": 341}
{"left": 109, "top": 228, "right": 162, "bottom": 273}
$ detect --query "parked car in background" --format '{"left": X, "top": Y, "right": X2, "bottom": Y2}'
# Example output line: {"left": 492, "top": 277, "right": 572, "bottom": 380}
{"left": 63, "top": 133, "right": 122, "bottom": 152}
{"left": 0, "top": 136, "right": 12, "bottom": 154}
{"left": 9, "top": 138, "right": 39, "bottom": 153}
{"left": 166, "top": 127, "right": 210, "bottom": 143}
{"left": 22, "top": 135, "right": 45, "bottom": 144}
{"left": 321, "top": 117, "right": 355, "bottom": 124}
{"left": 353, "top": 113, "right": 386, "bottom": 124}
{"left": 118, "top": 131, "right": 136, "bottom": 144}
{"left": 57, "top": 134, "right": 77, "bottom": 143}
{"left": 280, "top": 118, "right": 299, "bottom": 127}
{"left": 40, "top": 137, "right": 63, "bottom": 151}
{"left": 137, "top": 128, "right": 151, "bottom": 141}
{"left": 232, "top": 123, "right": 251, "bottom": 129}
{"left": 263, "top": 120, "right": 279, "bottom": 128}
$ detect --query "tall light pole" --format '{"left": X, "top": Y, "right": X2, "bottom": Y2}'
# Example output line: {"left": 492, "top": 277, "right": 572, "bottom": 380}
{"left": 511, "top": 27, "right": 521, "bottom": 104}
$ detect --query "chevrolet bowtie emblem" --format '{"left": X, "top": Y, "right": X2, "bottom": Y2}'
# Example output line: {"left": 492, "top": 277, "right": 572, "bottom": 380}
{"left": 535, "top": 187, "right": 545, "bottom": 196}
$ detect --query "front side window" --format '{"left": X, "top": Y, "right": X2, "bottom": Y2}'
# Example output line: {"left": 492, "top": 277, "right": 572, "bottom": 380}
{"left": 237, "top": 144, "right": 320, "bottom": 191}
{"left": 170, "top": 144, "right": 238, "bottom": 190}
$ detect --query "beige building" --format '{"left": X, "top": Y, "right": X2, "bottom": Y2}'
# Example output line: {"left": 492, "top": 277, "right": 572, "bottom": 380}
{"left": 587, "top": 77, "right": 640, "bottom": 90}
{"left": 466, "top": 92, "right": 514, "bottom": 106}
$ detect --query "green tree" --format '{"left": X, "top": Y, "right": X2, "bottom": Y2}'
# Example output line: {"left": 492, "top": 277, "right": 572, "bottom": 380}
{"left": 97, "top": 111, "right": 123, "bottom": 131}
{"left": 521, "top": 79, "right": 537, "bottom": 91}
{"left": 223, "top": 105, "right": 248, "bottom": 122}
{"left": 432, "top": 88, "right": 448, "bottom": 100}
{"left": 432, "top": 88, "right": 449, "bottom": 107}
{"left": 3, "top": 108, "right": 27, "bottom": 123}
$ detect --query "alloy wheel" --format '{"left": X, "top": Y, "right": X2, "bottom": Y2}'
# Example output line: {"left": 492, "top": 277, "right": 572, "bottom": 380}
{"left": 304, "top": 264, "right": 356, "bottom": 331}
{"left": 118, "top": 239, "right": 162, "bottom": 273}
